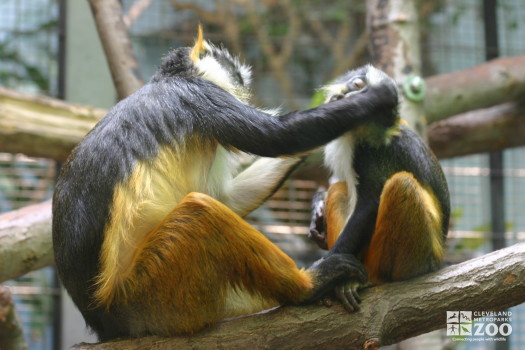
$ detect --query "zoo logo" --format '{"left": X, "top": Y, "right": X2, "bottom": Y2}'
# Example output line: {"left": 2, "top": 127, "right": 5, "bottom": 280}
{"left": 446, "top": 311, "right": 513, "bottom": 338}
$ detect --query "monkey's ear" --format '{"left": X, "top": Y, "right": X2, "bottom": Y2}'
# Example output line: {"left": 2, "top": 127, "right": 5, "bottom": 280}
{"left": 190, "top": 25, "right": 206, "bottom": 62}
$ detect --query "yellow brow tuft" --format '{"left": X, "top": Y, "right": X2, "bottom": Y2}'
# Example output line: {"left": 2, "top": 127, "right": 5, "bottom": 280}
{"left": 190, "top": 25, "right": 205, "bottom": 62}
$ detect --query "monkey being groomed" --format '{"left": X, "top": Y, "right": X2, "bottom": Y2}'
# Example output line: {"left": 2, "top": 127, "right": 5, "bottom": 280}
{"left": 309, "top": 65, "right": 450, "bottom": 312}
{"left": 52, "top": 28, "right": 399, "bottom": 340}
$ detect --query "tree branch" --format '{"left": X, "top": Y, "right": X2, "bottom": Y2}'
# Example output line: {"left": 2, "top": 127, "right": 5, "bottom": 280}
{"left": 425, "top": 54, "right": 525, "bottom": 123}
{"left": 0, "top": 201, "right": 53, "bottom": 283}
{"left": 70, "top": 243, "right": 525, "bottom": 349}
{"left": 0, "top": 86, "right": 103, "bottom": 162}
{"left": 88, "top": 0, "right": 144, "bottom": 99}
{"left": 123, "top": 0, "right": 155, "bottom": 28}
{"left": 429, "top": 101, "right": 525, "bottom": 159}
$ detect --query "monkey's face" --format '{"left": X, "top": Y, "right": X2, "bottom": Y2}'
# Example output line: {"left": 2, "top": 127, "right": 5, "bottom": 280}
{"left": 322, "top": 65, "right": 397, "bottom": 104}
{"left": 190, "top": 27, "right": 252, "bottom": 103}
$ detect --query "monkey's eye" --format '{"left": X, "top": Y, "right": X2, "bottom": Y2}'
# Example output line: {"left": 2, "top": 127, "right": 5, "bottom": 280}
{"left": 352, "top": 78, "right": 366, "bottom": 90}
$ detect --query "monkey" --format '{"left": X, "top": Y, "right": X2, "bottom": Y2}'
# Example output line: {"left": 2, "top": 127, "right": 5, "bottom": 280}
{"left": 309, "top": 65, "right": 450, "bottom": 312}
{"left": 52, "top": 28, "right": 398, "bottom": 340}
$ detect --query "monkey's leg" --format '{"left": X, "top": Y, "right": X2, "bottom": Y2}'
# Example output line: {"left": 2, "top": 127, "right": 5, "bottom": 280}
{"left": 115, "top": 192, "right": 314, "bottom": 336}
{"left": 363, "top": 171, "right": 445, "bottom": 283}
{"left": 308, "top": 181, "right": 370, "bottom": 312}
{"left": 324, "top": 181, "right": 350, "bottom": 250}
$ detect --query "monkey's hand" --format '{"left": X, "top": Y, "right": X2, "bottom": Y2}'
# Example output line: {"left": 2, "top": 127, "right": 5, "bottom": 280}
{"left": 305, "top": 253, "right": 368, "bottom": 312}
{"left": 308, "top": 189, "right": 328, "bottom": 250}
{"left": 324, "top": 65, "right": 399, "bottom": 129}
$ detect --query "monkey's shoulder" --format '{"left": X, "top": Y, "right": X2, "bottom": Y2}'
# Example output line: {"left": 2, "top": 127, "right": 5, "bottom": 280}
{"left": 353, "top": 124, "right": 439, "bottom": 183}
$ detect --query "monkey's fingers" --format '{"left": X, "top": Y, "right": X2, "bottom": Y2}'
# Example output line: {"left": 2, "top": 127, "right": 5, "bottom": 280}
{"left": 308, "top": 228, "right": 328, "bottom": 250}
{"left": 335, "top": 282, "right": 362, "bottom": 313}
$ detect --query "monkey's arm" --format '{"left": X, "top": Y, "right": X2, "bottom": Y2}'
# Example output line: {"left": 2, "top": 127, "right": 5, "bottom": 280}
{"left": 176, "top": 78, "right": 397, "bottom": 158}
{"left": 330, "top": 184, "right": 380, "bottom": 256}
{"left": 308, "top": 184, "right": 379, "bottom": 311}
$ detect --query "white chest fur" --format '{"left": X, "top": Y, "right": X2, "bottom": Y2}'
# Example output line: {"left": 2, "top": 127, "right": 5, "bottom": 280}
{"left": 324, "top": 133, "right": 359, "bottom": 222}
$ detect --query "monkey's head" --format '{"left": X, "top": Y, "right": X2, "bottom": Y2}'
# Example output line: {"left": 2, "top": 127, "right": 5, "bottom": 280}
{"left": 322, "top": 64, "right": 398, "bottom": 104}
{"left": 154, "top": 26, "right": 252, "bottom": 103}
{"left": 322, "top": 65, "right": 399, "bottom": 132}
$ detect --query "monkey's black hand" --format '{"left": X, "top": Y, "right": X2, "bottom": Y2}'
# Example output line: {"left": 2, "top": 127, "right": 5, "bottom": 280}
{"left": 325, "top": 65, "right": 399, "bottom": 129}
{"left": 305, "top": 253, "right": 368, "bottom": 312}
{"left": 308, "top": 189, "right": 328, "bottom": 250}
{"left": 369, "top": 83, "right": 399, "bottom": 129}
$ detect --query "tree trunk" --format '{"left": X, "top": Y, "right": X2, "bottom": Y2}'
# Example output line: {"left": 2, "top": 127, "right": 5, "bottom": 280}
{"left": 367, "top": 0, "right": 427, "bottom": 137}
{"left": 71, "top": 243, "right": 525, "bottom": 350}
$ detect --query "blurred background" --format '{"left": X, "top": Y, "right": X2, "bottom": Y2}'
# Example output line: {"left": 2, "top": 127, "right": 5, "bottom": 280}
{"left": 0, "top": 0, "right": 524, "bottom": 349}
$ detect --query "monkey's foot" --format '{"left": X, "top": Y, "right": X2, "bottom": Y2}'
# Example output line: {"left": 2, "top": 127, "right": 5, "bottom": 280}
{"left": 305, "top": 253, "right": 367, "bottom": 309}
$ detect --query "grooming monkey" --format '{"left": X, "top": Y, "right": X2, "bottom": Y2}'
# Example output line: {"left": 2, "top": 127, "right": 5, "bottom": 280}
{"left": 52, "top": 29, "right": 398, "bottom": 340}
{"left": 309, "top": 65, "right": 450, "bottom": 311}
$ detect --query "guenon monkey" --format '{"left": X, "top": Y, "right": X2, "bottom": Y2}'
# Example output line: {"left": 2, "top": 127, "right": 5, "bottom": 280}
{"left": 52, "top": 29, "right": 398, "bottom": 340}
{"left": 309, "top": 65, "right": 450, "bottom": 311}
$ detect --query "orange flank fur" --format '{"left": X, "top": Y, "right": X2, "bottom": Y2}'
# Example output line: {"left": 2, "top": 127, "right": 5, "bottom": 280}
{"left": 94, "top": 139, "right": 222, "bottom": 308}
{"left": 363, "top": 171, "right": 445, "bottom": 283}
{"left": 325, "top": 181, "right": 350, "bottom": 250}
{"left": 98, "top": 192, "right": 313, "bottom": 336}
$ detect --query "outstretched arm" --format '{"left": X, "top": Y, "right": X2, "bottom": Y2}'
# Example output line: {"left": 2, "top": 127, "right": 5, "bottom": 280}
{"left": 200, "top": 80, "right": 398, "bottom": 157}
{"left": 149, "top": 76, "right": 397, "bottom": 158}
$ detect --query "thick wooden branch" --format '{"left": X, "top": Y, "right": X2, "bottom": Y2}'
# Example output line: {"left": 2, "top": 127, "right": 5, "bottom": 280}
{"left": 425, "top": 54, "right": 525, "bottom": 123}
{"left": 0, "top": 201, "right": 53, "bottom": 283}
{"left": 429, "top": 101, "right": 525, "bottom": 159}
{"left": 88, "top": 0, "right": 144, "bottom": 99}
{"left": 0, "top": 286, "right": 28, "bottom": 350}
{"left": 0, "top": 86, "right": 103, "bottom": 162}
{"left": 72, "top": 243, "right": 525, "bottom": 350}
